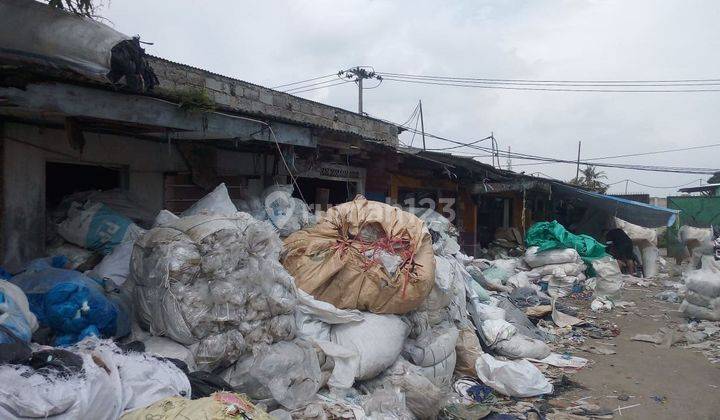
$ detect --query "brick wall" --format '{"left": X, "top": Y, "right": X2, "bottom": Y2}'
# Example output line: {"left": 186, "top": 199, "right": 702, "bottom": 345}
{"left": 148, "top": 57, "right": 399, "bottom": 145}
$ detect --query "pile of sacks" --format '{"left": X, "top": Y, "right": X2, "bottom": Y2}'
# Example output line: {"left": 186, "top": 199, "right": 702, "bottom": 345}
{"left": 280, "top": 201, "right": 559, "bottom": 417}
{"left": 515, "top": 247, "right": 587, "bottom": 298}
{"left": 681, "top": 255, "right": 720, "bottom": 321}
{"left": 679, "top": 225, "right": 715, "bottom": 268}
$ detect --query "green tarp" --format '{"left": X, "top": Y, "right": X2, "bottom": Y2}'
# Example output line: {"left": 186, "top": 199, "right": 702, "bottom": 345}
{"left": 525, "top": 220, "right": 607, "bottom": 264}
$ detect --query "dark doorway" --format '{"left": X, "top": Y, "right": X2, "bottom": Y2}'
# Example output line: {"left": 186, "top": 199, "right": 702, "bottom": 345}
{"left": 45, "top": 162, "right": 124, "bottom": 208}
{"left": 477, "top": 196, "right": 512, "bottom": 247}
{"left": 294, "top": 177, "right": 357, "bottom": 211}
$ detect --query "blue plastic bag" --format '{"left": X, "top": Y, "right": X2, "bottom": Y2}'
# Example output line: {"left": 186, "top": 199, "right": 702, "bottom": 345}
{"left": 10, "top": 263, "right": 130, "bottom": 345}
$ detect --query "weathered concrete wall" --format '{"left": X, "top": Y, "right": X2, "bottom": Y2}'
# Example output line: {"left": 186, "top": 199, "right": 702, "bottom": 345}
{"left": 148, "top": 57, "right": 399, "bottom": 145}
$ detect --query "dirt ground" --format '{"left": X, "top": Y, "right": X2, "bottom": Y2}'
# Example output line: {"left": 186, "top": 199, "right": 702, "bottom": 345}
{"left": 560, "top": 283, "right": 720, "bottom": 420}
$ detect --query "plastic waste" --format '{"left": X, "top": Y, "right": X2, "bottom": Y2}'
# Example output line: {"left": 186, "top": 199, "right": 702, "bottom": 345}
{"left": 58, "top": 201, "right": 143, "bottom": 255}
{"left": 180, "top": 183, "right": 238, "bottom": 217}
{"left": 0, "top": 279, "right": 38, "bottom": 333}
{"left": 590, "top": 256, "right": 624, "bottom": 299}
{"left": 403, "top": 323, "right": 458, "bottom": 367}
{"left": 0, "top": 288, "right": 33, "bottom": 344}
{"left": 261, "top": 184, "right": 314, "bottom": 237}
{"left": 454, "top": 327, "right": 484, "bottom": 376}
{"left": 0, "top": 344, "right": 124, "bottom": 419}
{"left": 11, "top": 263, "right": 130, "bottom": 345}
{"left": 524, "top": 246, "right": 581, "bottom": 268}
{"left": 684, "top": 256, "right": 720, "bottom": 298}
{"left": 416, "top": 349, "right": 456, "bottom": 388}
{"left": 88, "top": 239, "right": 134, "bottom": 286}
{"left": 132, "top": 212, "right": 295, "bottom": 371}
{"left": 361, "top": 357, "right": 445, "bottom": 419}
{"left": 362, "top": 386, "right": 414, "bottom": 420}
{"left": 525, "top": 220, "right": 607, "bottom": 263}
{"left": 142, "top": 336, "right": 198, "bottom": 371}
{"left": 330, "top": 313, "right": 409, "bottom": 382}
{"left": 152, "top": 209, "right": 179, "bottom": 227}
{"left": 221, "top": 339, "right": 322, "bottom": 410}
{"left": 474, "top": 353, "right": 553, "bottom": 398}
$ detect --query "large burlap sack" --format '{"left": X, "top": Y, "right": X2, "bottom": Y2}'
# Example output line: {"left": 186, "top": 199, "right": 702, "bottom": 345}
{"left": 282, "top": 196, "right": 435, "bottom": 314}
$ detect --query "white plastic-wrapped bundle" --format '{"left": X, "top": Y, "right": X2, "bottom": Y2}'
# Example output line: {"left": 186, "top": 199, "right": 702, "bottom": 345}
{"left": 615, "top": 218, "right": 660, "bottom": 277}
{"left": 681, "top": 256, "right": 720, "bottom": 320}
{"left": 524, "top": 247, "right": 580, "bottom": 268}
{"left": 131, "top": 212, "right": 297, "bottom": 371}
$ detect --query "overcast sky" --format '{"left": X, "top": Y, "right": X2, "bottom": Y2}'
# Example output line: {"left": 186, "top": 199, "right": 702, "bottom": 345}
{"left": 102, "top": 0, "right": 720, "bottom": 195}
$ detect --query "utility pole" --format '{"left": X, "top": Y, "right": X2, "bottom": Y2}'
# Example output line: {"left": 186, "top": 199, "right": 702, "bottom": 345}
{"left": 625, "top": 180, "right": 629, "bottom": 194}
{"left": 507, "top": 146, "right": 512, "bottom": 171}
{"left": 419, "top": 100, "right": 426, "bottom": 150}
{"left": 340, "top": 67, "right": 382, "bottom": 114}
{"left": 358, "top": 77, "right": 363, "bottom": 115}
{"left": 491, "top": 132, "right": 497, "bottom": 168}
{"left": 575, "top": 140, "right": 582, "bottom": 180}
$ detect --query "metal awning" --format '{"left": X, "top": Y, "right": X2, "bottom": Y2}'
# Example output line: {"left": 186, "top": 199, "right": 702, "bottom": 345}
{"left": 552, "top": 182, "right": 678, "bottom": 227}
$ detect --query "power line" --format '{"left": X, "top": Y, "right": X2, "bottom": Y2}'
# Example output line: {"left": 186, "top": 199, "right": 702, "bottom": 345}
{"left": 376, "top": 115, "right": 720, "bottom": 174}
{"left": 606, "top": 178, "right": 704, "bottom": 189}
{"left": 585, "top": 143, "right": 720, "bottom": 161}
{"left": 511, "top": 143, "right": 720, "bottom": 167}
{"left": 424, "top": 135, "right": 493, "bottom": 151}
{"left": 378, "top": 71, "right": 720, "bottom": 85}
{"left": 271, "top": 73, "right": 337, "bottom": 89}
{"left": 287, "top": 80, "right": 353, "bottom": 94}
{"left": 380, "top": 77, "right": 720, "bottom": 93}
{"left": 284, "top": 78, "right": 347, "bottom": 93}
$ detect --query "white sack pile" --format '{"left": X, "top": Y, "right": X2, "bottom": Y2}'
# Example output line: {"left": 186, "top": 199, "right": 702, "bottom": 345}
{"left": 131, "top": 210, "right": 297, "bottom": 372}
{"left": 511, "top": 247, "right": 586, "bottom": 297}
{"left": 679, "top": 225, "right": 714, "bottom": 268}
{"left": 681, "top": 255, "right": 720, "bottom": 321}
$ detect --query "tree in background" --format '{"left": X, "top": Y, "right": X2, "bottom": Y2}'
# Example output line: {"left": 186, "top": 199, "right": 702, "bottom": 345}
{"left": 708, "top": 171, "right": 720, "bottom": 184}
{"left": 570, "top": 165, "right": 609, "bottom": 193}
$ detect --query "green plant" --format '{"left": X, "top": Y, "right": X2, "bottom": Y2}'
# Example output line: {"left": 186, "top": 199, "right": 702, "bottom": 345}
{"left": 175, "top": 88, "right": 215, "bottom": 113}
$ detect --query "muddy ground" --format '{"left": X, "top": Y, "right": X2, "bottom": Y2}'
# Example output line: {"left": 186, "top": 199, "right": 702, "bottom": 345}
{"left": 559, "top": 283, "right": 720, "bottom": 419}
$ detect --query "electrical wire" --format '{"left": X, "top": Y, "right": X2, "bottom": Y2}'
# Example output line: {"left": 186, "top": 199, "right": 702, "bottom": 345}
{"left": 424, "top": 135, "right": 493, "bottom": 151}
{"left": 606, "top": 178, "right": 704, "bottom": 189}
{"left": 373, "top": 115, "right": 720, "bottom": 174}
{"left": 271, "top": 73, "right": 337, "bottom": 89}
{"left": 399, "top": 103, "right": 420, "bottom": 127}
{"left": 378, "top": 71, "right": 720, "bottom": 85}
{"left": 284, "top": 78, "right": 348, "bottom": 93}
{"left": 267, "top": 125, "right": 308, "bottom": 205}
{"left": 380, "top": 77, "right": 720, "bottom": 93}
{"left": 287, "top": 80, "right": 353, "bottom": 94}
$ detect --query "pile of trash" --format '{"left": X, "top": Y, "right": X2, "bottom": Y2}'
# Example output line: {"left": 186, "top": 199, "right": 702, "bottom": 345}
{"left": 3, "top": 186, "right": 627, "bottom": 419}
